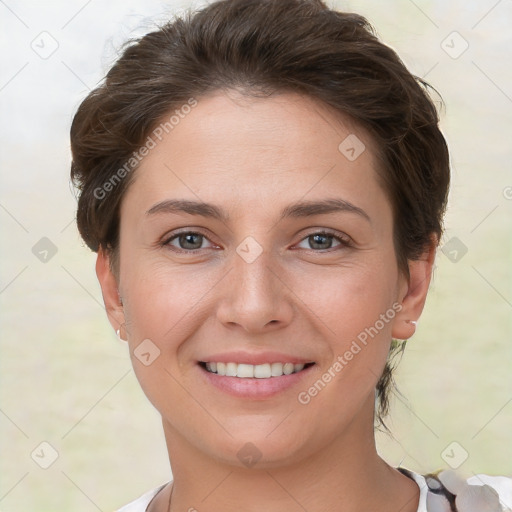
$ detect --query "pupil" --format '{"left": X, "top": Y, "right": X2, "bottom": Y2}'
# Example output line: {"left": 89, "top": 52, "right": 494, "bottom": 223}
{"left": 312, "top": 234, "right": 330, "bottom": 249}
{"left": 182, "top": 233, "right": 201, "bottom": 249}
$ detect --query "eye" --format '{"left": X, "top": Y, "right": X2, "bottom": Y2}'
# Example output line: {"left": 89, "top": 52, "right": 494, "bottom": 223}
{"left": 162, "top": 231, "right": 215, "bottom": 252}
{"left": 295, "top": 230, "right": 352, "bottom": 251}
{"left": 161, "top": 229, "right": 352, "bottom": 254}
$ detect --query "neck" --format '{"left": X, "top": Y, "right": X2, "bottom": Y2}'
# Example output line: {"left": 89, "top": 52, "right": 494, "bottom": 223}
{"left": 157, "top": 397, "right": 419, "bottom": 512}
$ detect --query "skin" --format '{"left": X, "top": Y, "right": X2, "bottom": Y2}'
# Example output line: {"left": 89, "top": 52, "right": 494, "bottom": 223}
{"left": 96, "top": 90, "right": 436, "bottom": 512}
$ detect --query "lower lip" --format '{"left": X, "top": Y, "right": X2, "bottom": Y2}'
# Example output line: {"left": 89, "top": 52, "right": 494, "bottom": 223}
{"left": 198, "top": 364, "right": 315, "bottom": 399}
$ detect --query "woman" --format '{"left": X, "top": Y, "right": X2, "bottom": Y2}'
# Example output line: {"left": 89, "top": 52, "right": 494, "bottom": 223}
{"left": 69, "top": 0, "right": 511, "bottom": 510}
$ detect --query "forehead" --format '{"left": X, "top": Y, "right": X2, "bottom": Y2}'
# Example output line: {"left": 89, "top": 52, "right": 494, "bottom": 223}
{"left": 121, "top": 90, "right": 390, "bottom": 224}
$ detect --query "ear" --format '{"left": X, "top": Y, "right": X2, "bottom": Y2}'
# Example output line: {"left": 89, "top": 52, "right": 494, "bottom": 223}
{"left": 392, "top": 235, "right": 437, "bottom": 340}
{"left": 95, "top": 246, "right": 126, "bottom": 341}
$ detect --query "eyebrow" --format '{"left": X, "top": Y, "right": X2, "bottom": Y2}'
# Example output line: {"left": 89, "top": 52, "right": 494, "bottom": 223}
{"left": 146, "top": 197, "right": 371, "bottom": 223}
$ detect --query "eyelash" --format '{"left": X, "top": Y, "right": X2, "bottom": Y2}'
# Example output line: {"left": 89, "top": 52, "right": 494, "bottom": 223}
{"left": 161, "top": 229, "right": 353, "bottom": 254}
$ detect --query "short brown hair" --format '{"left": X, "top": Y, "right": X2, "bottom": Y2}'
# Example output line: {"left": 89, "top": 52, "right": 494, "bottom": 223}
{"left": 70, "top": 0, "right": 450, "bottom": 429}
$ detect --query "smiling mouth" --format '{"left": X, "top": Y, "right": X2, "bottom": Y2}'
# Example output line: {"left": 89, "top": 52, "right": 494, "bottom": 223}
{"left": 199, "top": 361, "right": 315, "bottom": 378}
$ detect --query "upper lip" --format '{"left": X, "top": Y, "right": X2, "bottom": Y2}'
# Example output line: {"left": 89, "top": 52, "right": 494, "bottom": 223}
{"left": 198, "top": 351, "right": 315, "bottom": 366}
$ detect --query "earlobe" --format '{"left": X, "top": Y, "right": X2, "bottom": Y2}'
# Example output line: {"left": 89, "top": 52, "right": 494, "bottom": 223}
{"left": 95, "top": 246, "right": 126, "bottom": 340}
{"left": 392, "top": 238, "right": 437, "bottom": 340}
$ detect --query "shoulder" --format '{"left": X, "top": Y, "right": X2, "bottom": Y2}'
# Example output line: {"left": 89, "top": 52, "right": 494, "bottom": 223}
{"left": 400, "top": 467, "right": 512, "bottom": 512}
{"left": 114, "top": 482, "right": 168, "bottom": 512}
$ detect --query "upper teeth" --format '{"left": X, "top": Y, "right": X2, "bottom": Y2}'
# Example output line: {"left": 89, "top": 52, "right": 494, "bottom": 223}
{"left": 205, "top": 362, "right": 306, "bottom": 378}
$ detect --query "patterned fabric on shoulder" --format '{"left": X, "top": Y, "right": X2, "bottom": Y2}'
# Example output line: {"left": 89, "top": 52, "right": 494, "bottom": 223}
{"left": 424, "top": 469, "right": 512, "bottom": 512}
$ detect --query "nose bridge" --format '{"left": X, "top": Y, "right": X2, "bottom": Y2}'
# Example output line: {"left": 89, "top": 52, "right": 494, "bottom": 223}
{"left": 216, "top": 233, "right": 292, "bottom": 332}
{"left": 236, "top": 241, "right": 274, "bottom": 294}
{"left": 233, "top": 238, "right": 278, "bottom": 306}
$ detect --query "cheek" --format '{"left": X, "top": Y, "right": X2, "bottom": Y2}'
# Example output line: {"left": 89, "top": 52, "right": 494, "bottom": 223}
{"left": 120, "top": 256, "right": 217, "bottom": 359}
{"left": 310, "top": 254, "right": 399, "bottom": 382}
{"left": 119, "top": 263, "right": 196, "bottom": 409}
{"left": 305, "top": 254, "right": 399, "bottom": 336}
{"left": 122, "top": 238, "right": 399, "bottom": 346}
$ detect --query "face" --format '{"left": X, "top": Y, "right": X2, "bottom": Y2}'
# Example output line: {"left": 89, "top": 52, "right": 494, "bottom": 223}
{"left": 97, "top": 90, "right": 432, "bottom": 468}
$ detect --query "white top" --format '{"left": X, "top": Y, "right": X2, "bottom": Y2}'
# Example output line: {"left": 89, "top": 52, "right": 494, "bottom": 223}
{"left": 115, "top": 468, "right": 512, "bottom": 511}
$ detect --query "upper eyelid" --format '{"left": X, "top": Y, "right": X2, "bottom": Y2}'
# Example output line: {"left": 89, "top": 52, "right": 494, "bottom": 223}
{"left": 295, "top": 231, "right": 352, "bottom": 248}
{"left": 163, "top": 229, "right": 216, "bottom": 245}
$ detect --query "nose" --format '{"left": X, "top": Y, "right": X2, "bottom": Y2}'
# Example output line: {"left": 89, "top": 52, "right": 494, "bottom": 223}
{"left": 215, "top": 244, "right": 294, "bottom": 334}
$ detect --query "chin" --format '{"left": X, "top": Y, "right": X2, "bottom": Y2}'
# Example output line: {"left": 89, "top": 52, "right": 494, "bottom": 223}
{"left": 197, "top": 424, "right": 318, "bottom": 470}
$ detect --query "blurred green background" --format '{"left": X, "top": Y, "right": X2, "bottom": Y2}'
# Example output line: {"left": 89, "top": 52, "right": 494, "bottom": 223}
{"left": 1, "top": 0, "right": 511, "bottom": 510}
